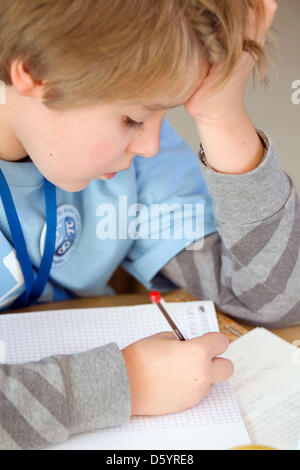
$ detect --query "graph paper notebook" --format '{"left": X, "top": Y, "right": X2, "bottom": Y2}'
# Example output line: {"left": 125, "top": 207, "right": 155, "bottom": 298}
{"left": 0, "top": 301, "right": 250, "bottom": 450}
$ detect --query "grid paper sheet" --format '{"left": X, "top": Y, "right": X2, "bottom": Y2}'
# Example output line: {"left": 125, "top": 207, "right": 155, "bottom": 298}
{"left": 0, "top": 301, "right": 250, "bottom": 450}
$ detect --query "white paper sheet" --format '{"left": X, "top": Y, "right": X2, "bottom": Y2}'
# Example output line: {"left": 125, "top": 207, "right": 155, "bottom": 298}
{"left": 225, "top": 327, "right": 300, "bottom": 450}
{"left": 0, "top": 301, "right": 250, "bottom": 450}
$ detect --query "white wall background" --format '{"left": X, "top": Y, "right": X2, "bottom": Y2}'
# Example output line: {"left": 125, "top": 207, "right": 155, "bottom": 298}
{"left": 167, "top": 0, "right": 300, "bottom": 191}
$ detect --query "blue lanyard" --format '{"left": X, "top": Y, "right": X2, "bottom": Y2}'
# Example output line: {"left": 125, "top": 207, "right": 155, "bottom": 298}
{"left": 0, "top": 168, "right": 57, "bottom": 308}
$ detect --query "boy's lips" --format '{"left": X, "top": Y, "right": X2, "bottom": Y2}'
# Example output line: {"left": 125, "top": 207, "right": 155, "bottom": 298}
{"left": 104, "top": 172, "right": 117, "bottom": 179}
{"left": 104, "top": 167, "right": 130, "bottom": 179}
{"left": 105, "top": 166, "right": 130, "bottom": 175}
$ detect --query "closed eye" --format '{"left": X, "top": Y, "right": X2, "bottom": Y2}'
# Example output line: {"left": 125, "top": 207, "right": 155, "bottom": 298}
{"left": 125, "top": 117, "right": 145, "bottom": 133}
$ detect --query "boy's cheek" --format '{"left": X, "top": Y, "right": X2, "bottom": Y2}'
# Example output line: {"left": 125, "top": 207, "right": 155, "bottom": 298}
{"left": 89, "top": 139, "right": 122, "bottom": 164}
{"left": 89, "top": 141, "right": 111, "bottom": 160}
{"left": 29, "top": 141, "right": 117, "bottom": 190}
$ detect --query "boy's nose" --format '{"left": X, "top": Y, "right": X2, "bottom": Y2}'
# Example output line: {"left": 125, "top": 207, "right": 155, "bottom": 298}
{"left": 132, "top": 134, "right": 160, "bottom": 158}
{"left": 137, "top": 147, "right": 160, "bottom": 159}
{"left": 128, "top": 115, "right": 164, "bottom": 159}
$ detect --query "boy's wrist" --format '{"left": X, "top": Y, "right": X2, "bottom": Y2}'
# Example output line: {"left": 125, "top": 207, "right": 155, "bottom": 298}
{"left": 195, "top": 112, "right": 265, "bottom": 175}
{"left": 199, "top": 128, "right": 268, "bottom": 173}
{"left": 121, "top": 346, "right": 137, "bottom": 416}
{"left": 198, "top": 130, "right": 291, "bottom": 225}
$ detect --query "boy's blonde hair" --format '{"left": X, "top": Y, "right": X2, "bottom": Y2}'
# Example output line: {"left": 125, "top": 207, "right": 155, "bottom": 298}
{"left": 0, "top": 0, "right": 268, "bottom": 110}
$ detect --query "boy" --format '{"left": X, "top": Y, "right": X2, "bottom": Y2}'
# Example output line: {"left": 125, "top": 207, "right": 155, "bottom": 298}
{"left": 1, "top": 0, "right": 295, "bottom": 450}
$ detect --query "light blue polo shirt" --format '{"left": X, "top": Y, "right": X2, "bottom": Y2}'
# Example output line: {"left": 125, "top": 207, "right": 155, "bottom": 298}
{"left": 0, "top": 118, "right": 217, "bottom": 311}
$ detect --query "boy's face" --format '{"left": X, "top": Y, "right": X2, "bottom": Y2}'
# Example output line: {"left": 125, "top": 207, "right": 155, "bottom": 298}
{"left": 6, "top": 61, "right": 208, "bottom": 192}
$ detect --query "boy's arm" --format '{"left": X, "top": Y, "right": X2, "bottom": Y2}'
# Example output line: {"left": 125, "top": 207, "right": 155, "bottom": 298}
{"left": 0, "top": 344, "right": 131, "bottom": 450}
{"left": 161, "top": 131, "right": 300, "bottom": 328}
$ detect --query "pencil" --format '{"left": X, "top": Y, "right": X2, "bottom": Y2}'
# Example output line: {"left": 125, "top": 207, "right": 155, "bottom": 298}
{"left": 149, "top": 291, "right": 186, "bottom": 341}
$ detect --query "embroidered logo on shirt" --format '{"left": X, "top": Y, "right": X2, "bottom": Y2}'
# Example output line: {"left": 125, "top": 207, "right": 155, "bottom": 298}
{"left": 40, "top": 204, "right": 81, "bottom": 268}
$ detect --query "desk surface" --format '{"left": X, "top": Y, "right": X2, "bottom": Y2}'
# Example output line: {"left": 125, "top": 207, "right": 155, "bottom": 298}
{"left": 3, "top": 290, "right": 300, "bottom": 345}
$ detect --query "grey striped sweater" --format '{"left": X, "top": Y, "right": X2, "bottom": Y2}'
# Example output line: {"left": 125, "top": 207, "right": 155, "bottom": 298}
{"left": 1, "top": 131, "right": 299, "bottom": 449}
{"left": 162, "top": 131, "right": 300, "bottom": 329}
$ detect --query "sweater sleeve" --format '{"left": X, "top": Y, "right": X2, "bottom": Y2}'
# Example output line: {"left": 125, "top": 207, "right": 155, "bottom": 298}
{"left": 161, "top": 131, "right": 300, "bottom": 328}
{"left": 0, "top": 343, "right": 131, "bottom": 450}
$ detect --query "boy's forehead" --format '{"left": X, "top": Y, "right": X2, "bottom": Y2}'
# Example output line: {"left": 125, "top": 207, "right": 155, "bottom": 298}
{"left": 117, "top": 65, "right": 208, "bottom": 113}
{"left": 139, "top": 84, "right": 200, "bottom": 113}
{"left": 142, "top": 66, "right": 208, "bottom": 112}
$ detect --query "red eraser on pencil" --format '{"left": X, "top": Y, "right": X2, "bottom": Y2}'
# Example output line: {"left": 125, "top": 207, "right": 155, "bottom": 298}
{"left": 149, "top": 291, "right": 161, "bottom": 303}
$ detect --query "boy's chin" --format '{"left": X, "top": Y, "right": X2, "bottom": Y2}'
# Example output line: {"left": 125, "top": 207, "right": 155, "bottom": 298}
{"left": 49, "top": 175, "right": 111, "bottom": 192}
{"left": 54, "top": 179, "right": 90, "bottom": 193}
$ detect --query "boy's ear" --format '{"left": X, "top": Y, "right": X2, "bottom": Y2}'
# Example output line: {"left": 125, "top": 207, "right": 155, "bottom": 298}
{"left": 10, "top": 58, "right": 44, "bottom": 99}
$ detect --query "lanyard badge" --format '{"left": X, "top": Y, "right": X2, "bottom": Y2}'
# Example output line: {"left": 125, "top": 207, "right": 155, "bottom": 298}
{"left": 0, "top": 168, "right": 57, "bottom": 308}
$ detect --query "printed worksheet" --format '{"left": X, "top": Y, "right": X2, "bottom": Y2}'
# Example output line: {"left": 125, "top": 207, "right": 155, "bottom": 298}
{"left": 225, "top": 327, "right": 300, "bottom": 450}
